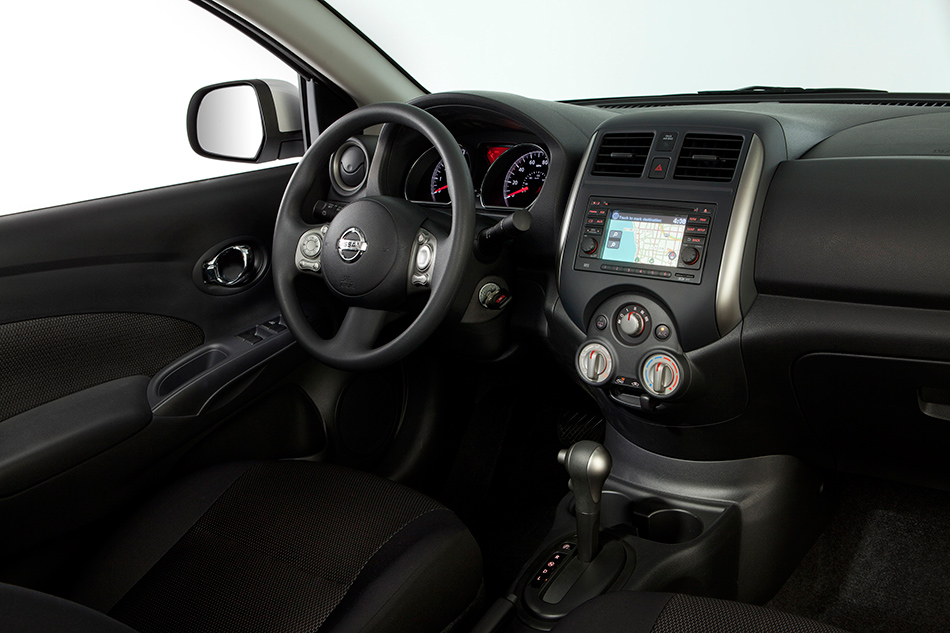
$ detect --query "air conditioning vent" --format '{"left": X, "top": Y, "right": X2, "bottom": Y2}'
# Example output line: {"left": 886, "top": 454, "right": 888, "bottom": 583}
{"left": 591, "top": 133, "right": 654, "bottom": 177}
{"left": 673, "top": 134, "right": 744, "bottom": 182}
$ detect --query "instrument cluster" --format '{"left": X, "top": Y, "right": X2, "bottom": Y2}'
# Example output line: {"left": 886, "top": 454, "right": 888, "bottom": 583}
{"left": 404, "top": 142, "right": 549, "bottom": 210}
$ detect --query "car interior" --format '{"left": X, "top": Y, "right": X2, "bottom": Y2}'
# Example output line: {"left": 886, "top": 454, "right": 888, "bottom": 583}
{"left": 3, "top": 1, "right": 950, "bottom": 633}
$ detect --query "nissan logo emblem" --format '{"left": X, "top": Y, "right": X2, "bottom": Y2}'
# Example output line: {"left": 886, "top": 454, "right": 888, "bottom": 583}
{"left": 337, "top": 227, "right": 368, "bottom": 262}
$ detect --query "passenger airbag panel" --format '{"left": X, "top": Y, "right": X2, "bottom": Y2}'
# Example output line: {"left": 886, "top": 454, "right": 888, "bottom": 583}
{"left": 757, "top": 157, "right": 950, "bottom": 308}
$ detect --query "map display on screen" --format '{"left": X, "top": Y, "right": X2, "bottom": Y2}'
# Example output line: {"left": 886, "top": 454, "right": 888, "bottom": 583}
{"left": 602, "top": 211, "right": 687, "bottom": 267}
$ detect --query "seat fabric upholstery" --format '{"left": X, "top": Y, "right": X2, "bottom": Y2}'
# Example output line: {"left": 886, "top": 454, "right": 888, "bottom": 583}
{"left": 552, "top": 591, "right": 849, "bottom": 633}
{"left": 71, "top": 460, "right": 481, "bottom": 633}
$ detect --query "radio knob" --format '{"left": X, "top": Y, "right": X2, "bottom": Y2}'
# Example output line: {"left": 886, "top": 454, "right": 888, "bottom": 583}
{"left": 581, "top": 237, "right": 598, "bottom": 254}
{"left": 618, "top": 311, "right": 644, "bottom": 337}
{"left": 681, "top": 246, "right": 700, "bottom": 265}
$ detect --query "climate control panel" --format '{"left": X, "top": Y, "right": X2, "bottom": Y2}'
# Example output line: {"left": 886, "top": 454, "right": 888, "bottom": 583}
{"left": 575, "top": 293, "right": 689, "bottom": 411}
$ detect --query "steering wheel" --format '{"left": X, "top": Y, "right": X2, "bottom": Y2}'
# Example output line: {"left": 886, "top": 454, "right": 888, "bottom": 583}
{"left": 272, "top": 103, "right": 474, "bottom": 372}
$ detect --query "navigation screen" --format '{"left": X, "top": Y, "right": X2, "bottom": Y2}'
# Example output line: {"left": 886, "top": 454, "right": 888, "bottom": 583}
{"left": 601, "top": 210, "right": 686, "bottom": 267}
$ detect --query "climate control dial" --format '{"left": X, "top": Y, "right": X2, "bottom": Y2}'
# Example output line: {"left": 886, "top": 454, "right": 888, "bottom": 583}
{"left": 641, "top": 352, "right": 682, "bottom": 397}
{"left": 577, "top": 342, "right": 613, "bottom": 386}
{"left": 616, "top": 303, "right": 651, "bottom": 344}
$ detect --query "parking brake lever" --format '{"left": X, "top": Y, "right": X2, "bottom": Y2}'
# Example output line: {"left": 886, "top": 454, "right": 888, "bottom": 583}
{"left": 558, "top": 440, "right": 612, "bottom": 563}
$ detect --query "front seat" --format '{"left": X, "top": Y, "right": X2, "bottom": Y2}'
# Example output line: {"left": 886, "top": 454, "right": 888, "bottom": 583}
{"left": 552, "top": 592, "right": 847, "bottom": 633}
{"left": 7, "top": 460, "right": 482, "bottom": 633}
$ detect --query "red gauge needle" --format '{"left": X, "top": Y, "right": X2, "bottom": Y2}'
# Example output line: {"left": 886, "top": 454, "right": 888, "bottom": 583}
{"left": 506, "top": 186, "right": 529, "bottom": 198}
{"left": 433, "top": 185, "right": 449, "bottom": 194}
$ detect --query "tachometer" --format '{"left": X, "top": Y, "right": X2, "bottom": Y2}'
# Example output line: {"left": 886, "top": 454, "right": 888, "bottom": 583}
{"left": 502, "top": 149, "right": 548, "bottom": 207}
{"left": 429, "top": 147, "right": 470, "bottom": 203}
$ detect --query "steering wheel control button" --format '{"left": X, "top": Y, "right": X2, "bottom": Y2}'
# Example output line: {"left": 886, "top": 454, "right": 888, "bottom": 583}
{"left": 595, "top": 315, "right": 608, "bottom": 331}
{"left": 302, "top": 234, "right": 322, "bottom": 258}
{"left": 411, "top": 272, "right": 430, "bottom": 286}
{"left": 655, "top": 324, "right": 671, "bottom": 340}
{"left": 641, "top": 353, "right": 682, "bottom": 397}
{"left": 577, "top": 342, "right": 613, "bottom": 386}
{"left": 616, "top": 304, "right": 651, "bottom": 344}
{"left": 649, "top": 157, "right": 670, "bottom": 179}
{"left": 415, "top": 244, "right": 433, "bottom": 271}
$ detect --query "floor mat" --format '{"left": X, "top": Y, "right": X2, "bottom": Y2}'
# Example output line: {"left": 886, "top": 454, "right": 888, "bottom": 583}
{"left": 767, "top": 475, "right": 950, "bottom": 633}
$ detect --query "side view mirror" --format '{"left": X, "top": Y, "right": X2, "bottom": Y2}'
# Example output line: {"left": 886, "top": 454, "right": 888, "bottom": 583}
{"left": 187, "top": 79, "right": 304, "bottom": 163}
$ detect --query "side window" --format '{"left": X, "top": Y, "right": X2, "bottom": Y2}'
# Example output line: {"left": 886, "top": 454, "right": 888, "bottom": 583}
{"left": 0, "top": 0, "right": 300, "bottom": 216}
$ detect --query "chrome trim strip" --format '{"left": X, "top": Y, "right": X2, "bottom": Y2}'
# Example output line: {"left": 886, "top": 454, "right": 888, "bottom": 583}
{"left": 557, "top": 135, "right": 599, "bottom": 292}
{"left": 715, "top": 135, "right": 764, "bottom": 336}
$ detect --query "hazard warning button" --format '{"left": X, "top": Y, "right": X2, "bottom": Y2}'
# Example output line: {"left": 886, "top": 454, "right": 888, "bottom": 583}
{"left": 648, "top": 157, "right": 670, "bottom": 180}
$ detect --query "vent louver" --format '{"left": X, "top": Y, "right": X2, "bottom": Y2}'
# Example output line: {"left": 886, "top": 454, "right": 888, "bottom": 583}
{"left": 591, "top": 133, "right": 654, "bottom": 177}
{"left": 673, "top": 134, "right": 744, "bottom": 182}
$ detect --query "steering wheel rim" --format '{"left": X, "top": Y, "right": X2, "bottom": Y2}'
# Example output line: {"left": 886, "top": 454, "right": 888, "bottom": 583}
{"left": 272, "top": 102, "right": 474, "bottom": 371}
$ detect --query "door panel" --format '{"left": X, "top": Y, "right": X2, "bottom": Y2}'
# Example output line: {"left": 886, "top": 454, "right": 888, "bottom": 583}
{"left": 0, "top": 165, "right": 298, "bottom": 553}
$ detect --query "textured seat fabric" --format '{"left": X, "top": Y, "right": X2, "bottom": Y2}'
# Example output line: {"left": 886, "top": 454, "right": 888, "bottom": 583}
{"left": 552, "top": 592, "right": 849, "bottom": 633}
{"left": 71, "top": 460, "right": 482, "bottom": 633}
{"left": 0, "top": 582, "right": 138, "bottom": 633}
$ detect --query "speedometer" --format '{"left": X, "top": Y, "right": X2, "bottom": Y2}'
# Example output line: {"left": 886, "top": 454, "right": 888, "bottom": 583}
{"left": 502, "top": 150, "right": 548, "bottom": 207}
{"left": 479, "top": 143, "right": 549, "bottom": 209}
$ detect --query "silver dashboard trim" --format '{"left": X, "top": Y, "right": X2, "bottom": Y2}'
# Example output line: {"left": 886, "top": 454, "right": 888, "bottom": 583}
{"left": 556, "top": 135, "right": 599, "bottom": 292}
{"left": 715, "top": 134, "right": 764, "bottom": 336}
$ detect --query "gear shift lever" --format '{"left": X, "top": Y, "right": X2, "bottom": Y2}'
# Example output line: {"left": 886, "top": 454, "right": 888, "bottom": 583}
{"left": 558, "top": 441, "right": 612, "bottom": 563}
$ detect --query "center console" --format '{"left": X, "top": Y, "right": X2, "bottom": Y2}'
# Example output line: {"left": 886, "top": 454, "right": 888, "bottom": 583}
{"left": 556, "top": 111, "right": 790, "bottom": 444}
{"left": 489, "top": 112, "right": 832, "bottom": 632}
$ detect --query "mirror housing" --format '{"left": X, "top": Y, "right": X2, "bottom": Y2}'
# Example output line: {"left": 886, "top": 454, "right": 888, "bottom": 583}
{"left": 187, "top": 79, "right": 304, "bottom": 163}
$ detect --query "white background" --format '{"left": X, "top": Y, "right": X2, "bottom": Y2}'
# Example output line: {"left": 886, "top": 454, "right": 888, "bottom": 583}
{"left": 3, "top": 0, "right": 950, "bottom": 216}
{"left": 0, "top": 0, "right": 298, "bottom": 216}
{"left": 331, "top": 0, "right": 950, "bottom": 99}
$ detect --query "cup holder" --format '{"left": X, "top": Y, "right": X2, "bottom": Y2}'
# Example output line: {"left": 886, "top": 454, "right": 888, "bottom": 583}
{"left": 570, "top": 491, "right": 706, "bottom": 545}
{"left": 641, "top": 508, "right": 704, "bottom": 544}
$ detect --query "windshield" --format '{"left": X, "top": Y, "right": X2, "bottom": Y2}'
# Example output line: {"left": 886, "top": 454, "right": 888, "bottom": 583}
{"left": 329, "top": 0, "right": 950, "bottom": 101}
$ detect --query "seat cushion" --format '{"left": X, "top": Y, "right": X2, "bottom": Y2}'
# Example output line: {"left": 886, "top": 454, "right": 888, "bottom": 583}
{"left": 0, "top": 582, "right": 137, "bottom": 633}
{"left": 552, "top": 592, "right": 849, "bottom": 633}
{"left": 72, "top": 460, "right": 481, "bottom": 633}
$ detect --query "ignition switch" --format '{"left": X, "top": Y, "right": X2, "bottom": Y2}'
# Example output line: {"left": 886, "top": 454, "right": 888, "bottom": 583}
{"left": 479, "top": 282, "right": 511, "bottom": 310}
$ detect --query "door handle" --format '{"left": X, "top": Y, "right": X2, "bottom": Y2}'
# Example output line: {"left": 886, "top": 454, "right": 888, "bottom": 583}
{"left": 203, "top": 244, "right": 254, "bottom": 287}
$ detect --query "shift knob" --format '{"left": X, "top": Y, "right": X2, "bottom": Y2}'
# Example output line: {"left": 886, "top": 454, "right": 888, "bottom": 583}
{"left": 558, "top": 441, "right": 612, "bottom": 562}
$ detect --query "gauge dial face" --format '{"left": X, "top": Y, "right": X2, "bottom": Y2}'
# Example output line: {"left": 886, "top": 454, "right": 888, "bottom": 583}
{"left": 429, "top": 147, "right": 469, "bottom": 203}
{"left": 502, "top": 150, "right": 548, "bottom": 207}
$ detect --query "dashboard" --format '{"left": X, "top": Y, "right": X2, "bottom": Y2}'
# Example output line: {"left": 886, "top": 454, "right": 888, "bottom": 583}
{"left": 337, "top": 91, "right": 950, "bottom": 490}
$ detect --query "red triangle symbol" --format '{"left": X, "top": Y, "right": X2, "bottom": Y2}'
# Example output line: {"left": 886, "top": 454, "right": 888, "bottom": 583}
{"left": 654, "top": 164, "right": 663, "bottom": 172}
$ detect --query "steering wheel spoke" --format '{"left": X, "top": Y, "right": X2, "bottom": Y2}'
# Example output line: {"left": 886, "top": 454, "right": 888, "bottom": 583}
{"left": 330, "top": 307, "right": 394, "bottom": 356}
